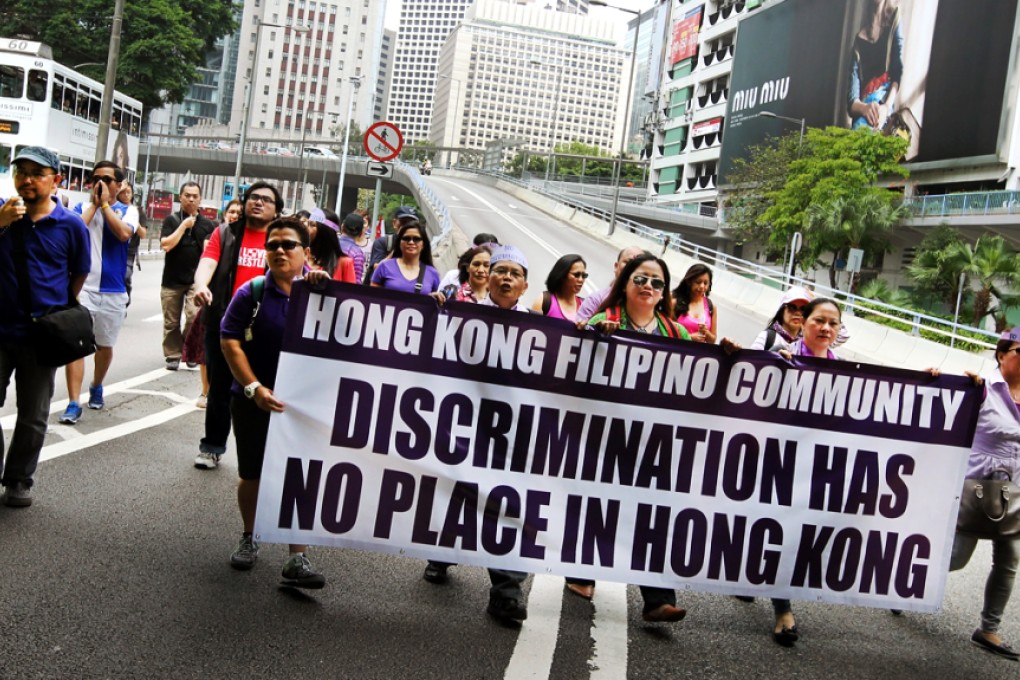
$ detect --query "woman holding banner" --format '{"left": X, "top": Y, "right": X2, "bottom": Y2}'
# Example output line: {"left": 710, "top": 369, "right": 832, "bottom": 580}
{"left": 568, "top": 252, "right": 690, "bottom": 622}
{"left": 531, "top": 254, "right": 587, "bottom": 321}
{"left": 948, "top": 327, "right": 1020, "bottom": 661}
{"left": 672, "top": 263, "right": 717, "bottom": 343}
{"left": 751, "top": 286, "right": 814, "bottom": 352}
{"left": 441, "top": 244, "right": 492, "bottom": 303}
{"left": 219, "top": 216, "right": 330, "bottom": 589}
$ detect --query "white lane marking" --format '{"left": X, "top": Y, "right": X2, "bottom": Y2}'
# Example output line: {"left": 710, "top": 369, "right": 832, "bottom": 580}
{"left": 503, "top": 574, "right": 565, "bottom": 680}
{"left": 39, "top": 402, "right": 196, "bottom": 462}
{"left": 119, "top": 388, "right": 193, "bottom": 404}
{"left": 507, "top": 203, "right": 517, "bottom": 209}
{"left": 450, "top": 195, "right": 461, "bottom": 201}
{"left": 143, "top": 313, "right": 163, "bottom": 323}
{"left": 589, "top": 582, "right": 629, "bottom": 679}
{"left": 1, "top": 367, "right": 179, "bottom": 430}
{"left": 46, "top": 424, "right": 85, "bottom": 442}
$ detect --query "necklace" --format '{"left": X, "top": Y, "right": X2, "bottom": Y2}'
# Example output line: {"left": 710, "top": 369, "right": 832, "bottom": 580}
{"left": 632, "top": 317, "right": 657, "bottom": 333}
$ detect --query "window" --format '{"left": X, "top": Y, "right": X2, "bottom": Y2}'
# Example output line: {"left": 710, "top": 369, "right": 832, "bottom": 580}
{"left": 0, "top": 65, "right": 25, "bottom": 99}
{"left": 27, "top": 69, "right": 48, "bottom": 102}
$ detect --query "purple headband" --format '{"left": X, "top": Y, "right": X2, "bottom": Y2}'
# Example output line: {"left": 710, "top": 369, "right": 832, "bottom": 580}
{"left": 309, "top": 208, "right": 339, "bottom": 232}
{"left": 1000, "top": 326, "right": 1020, "bottom": 342}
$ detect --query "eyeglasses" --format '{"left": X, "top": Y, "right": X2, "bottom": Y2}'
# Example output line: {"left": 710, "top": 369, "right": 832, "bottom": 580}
{"left": 570, "top": 271, "right": 590, "bottom": 280}
{"left": 13, "top": 168, "right": 56, "bottom": 180}
{"left": 248, "top": 194, "right": 276, "bottom": 204}
{"left": 265, "top": 239, "right": 301, "bottom": 252}
{"left": 1005, "top": 347, "right": 1020, "bottom": 356}
{"left": 401, "top": 236, "right": 423, "bottom": 244}
{"left": 631, "top": 275, "right": 666, "bottom": 291}
{"left": 785, "top": 303, "right": 807, "bottom": 313}
{"left": 492, "top": 266, "right": 525, "bottom": 280}
{"left": 93, "top": 175, "right": 117, "bottom": 185}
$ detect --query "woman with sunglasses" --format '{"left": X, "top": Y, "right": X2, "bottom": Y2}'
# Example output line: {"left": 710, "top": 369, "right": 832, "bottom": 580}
{"left": 673, "top": 263, "right": 717, "bottom": 343}
{"left": 564, "top": 252, "right": 689, "bottom": 622}
{"left": 751, "top": 287, "right": 814, "bottom": 352}
{"left": 220, "top": 216, "right": 330, "bottom": 589}
{"left": 531, "top": 254, "right": 587, "bottom": 320}
{"left": 370, "top": 220, "right": 442, "bottom": 300}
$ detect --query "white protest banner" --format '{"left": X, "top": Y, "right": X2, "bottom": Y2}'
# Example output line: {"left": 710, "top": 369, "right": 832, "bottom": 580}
{"left": 254, "top": 282, "right": 981, "bottom": 612}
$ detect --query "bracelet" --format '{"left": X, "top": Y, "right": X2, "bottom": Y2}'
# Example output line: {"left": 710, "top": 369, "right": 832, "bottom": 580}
{"left": 101, "top": 203, "right": 110, "bottom": 210}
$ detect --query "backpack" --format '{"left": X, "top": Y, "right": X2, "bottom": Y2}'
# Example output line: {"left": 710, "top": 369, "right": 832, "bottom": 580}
{"left": 243, "top": 276, "right": 266, "bottom": 343}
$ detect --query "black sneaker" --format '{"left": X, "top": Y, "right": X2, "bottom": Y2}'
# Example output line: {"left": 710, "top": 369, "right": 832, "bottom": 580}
{"left": 423, "top": 561, "right": 450, "bottom": 584}
{"left": 281, "top": 554, "right": 326, "bottom": 589}
{"left": 487, "top": 597, "right": 528, "bottom": 624}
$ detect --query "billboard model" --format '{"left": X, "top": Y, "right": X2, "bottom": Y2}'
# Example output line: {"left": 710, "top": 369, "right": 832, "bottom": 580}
{"left": 719, "top": 0, "right": 1019, "bottom": 181}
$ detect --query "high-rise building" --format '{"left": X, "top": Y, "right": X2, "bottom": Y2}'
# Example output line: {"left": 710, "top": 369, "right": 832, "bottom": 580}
{"left": 228, "top": 0, "right": 387, "bottom": 144}
{"left": 430, "top": 0, "right": 628, "bottom": 158}
{"left": 375, "top": 29, "right": 396, "bottom": 121}
{"left": 557, "top": 0, "right": 590, "bottom": 13}
{"left": 388, "top": 0, "right": 475, "bottom": 144}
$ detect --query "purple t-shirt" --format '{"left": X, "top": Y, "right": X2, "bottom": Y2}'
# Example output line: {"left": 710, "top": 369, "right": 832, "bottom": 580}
{"left": 220, "top": 275, "right": 289, "bottom": 396}
{"left": 370, "top": 258, "right": 441, "bottom": 294}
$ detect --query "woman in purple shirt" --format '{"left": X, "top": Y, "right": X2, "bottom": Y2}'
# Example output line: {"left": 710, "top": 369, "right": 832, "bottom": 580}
{"left": 949, "top": 327, "right": 1020, "bottom": 660}
{"left": 369, "top": 220, "right": 442, "bottom": 299}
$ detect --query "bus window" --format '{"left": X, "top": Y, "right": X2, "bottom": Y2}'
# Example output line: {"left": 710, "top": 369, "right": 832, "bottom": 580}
{"left": 27, "top": 70, "right": 48, "bottom": 102}
{"left": 0, "top": 65, "right": 25, "bottom": 99}
{"left": 60, "top": 163, "right": 70, "bottom": 187}
{"left": 112, "top": 103, "right": 122, "bottom": 130}
{"left": 88, "top": 94, "right": 100, "bottom": 123}
{"left": 76, "top": 89, "right": 88, "bottom": 118}
{"left": 0, "top": 144, "right": 11, "bottom": 175}
{"left": 51, "top": 76, "right": 62, "bottom": 110}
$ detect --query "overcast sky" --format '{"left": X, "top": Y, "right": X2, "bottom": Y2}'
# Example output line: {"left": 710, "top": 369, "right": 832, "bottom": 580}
{"left": 383, "top": 0, "right": 657, "bottom": 44}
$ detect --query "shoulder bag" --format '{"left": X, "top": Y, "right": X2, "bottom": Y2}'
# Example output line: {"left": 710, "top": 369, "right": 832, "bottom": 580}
{"left": 957, "top": 469, "right": 1020, "bottom": 539}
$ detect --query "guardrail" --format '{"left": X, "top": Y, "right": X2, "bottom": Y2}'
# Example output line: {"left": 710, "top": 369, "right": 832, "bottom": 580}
{"left": 462, "top": 169, "right": 999, "bottom": 352}
{"left": 903, "top": 190, "right": 1020, "bottom": 218}
{"left": 397, "top": 160, "right": 453, "bottom": 248}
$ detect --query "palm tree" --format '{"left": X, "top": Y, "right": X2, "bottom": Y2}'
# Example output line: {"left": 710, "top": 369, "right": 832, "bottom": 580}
{"left": 803, "top": 190, "right": 907, "bottom": 290}
{"left": 905, "top": 224, "right": 967, "bottom": 310}
{"left": 945, "top": 235, "right": 1020, "bottom": 330}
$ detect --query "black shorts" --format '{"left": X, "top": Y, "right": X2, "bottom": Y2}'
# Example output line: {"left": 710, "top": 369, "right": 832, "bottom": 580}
{"left": 230, "top": 395, "right": 270, "bottom": 481}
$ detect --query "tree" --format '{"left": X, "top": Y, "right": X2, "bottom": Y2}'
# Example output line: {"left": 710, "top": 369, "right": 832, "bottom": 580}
{"left": 1, "top": 0, "right": 237, "bottom": 113}
{"left": 906, "top": 224, "right": 968, "bottom": 310}
{"left": 724, "top": 126, "right": 909, "bottom": 266}
{"left": 944, "top": 235, "right": 1020, "bottom": 330}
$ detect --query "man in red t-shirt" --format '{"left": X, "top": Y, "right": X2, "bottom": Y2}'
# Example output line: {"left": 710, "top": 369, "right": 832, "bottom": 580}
{"left": 191, "top": 181, "right": 281, "bottom": 470}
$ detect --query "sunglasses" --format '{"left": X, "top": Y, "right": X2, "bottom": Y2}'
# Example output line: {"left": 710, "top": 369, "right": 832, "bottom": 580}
{"left": 785, "top": 303, "right": 807, "bottom": 313}
{"left": 631, "top": 275, "right": 666, "bottom": 291}
{"left": 570, "top": 271, "right": 590, "bottom": 280}
{"left": 94, "top": 175, "right": 117, "bottom": 185}
{"left": 265, "top": 239, "right": 302, "bottom": 251}
{"left": 401, "top": 236, "right": 423, "bottom": 243}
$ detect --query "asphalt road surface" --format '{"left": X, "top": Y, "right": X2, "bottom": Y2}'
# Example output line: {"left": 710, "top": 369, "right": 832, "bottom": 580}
{"left": 1, "top": 179, "right": 1016, "bottom": 678}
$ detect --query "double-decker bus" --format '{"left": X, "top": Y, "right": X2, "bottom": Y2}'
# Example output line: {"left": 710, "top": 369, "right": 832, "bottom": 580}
{"left": 0, "top": 37, "right": 143, "bottom": 200}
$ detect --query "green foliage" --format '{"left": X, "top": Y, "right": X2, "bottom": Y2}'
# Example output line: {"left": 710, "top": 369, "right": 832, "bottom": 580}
{"left": 724, "top": 126, "right": 909, "bottom": 266}
{"left": 403, "top": 140, "right": 437, "bottom": 162}
{"left": 945, "top": 235, "right": 1020, "bottom": 329}
{"left": 906, "top": 224, "right": 968, "bottom": 309}
{"left": 1, "top": 1, "right": 238, "bottom": 113}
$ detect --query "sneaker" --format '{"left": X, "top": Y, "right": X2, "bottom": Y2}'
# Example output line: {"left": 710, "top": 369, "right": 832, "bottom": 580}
{"left": 194, "top": 451, "right": 221, "bottom": 469}
{"left": 166, "top": 358, "right": 180, "bottom": 371}
{"left": 87, "top": 384, "right": 104, "bottom": 410}
{"left": 487, "top": 597, "right": 528, "bottom": 624}
{"left": 2, "top": 481, "right": 33, "bottom": 508}
{"left": 281, "top": 554, "right": 326, "bottom": 589}
{"left": 230, "top": 534, "right": 260, "bottom": 570}
{"left": 423, "top": 561, "right": 450, "bottom": 584}
{"left": 195, "top": 393, "right": 208, "bottom": 409}
{"left": 186, "top": 361, "right": 199, "bottom": 369}
{"left": 59, "top": 401, "right": 83, "bottom": 424}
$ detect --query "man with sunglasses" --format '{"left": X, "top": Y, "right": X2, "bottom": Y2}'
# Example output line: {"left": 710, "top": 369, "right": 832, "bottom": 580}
{"left": 191, "top": 181, "right": 282, "bottom": 470}
{"left": 60, "top": 161, "right": 136, "bottom": 425}
{"left": 0, "top": 147, "right": 90, "bottom": 506}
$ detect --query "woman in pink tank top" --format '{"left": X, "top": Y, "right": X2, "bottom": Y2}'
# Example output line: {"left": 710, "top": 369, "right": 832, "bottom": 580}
{"left": 673, "top": 263, "right": 717, "bottom": 343}
{"left": 532, "top": 253, "right": 586, "bottom": 321}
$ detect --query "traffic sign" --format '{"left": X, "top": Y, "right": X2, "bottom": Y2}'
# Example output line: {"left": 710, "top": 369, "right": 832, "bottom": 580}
{"left": 364, "top": 121, "right": 403, "bottom": 162}
{"left": 366, "top": 162, "right": 393, "bottom": 178}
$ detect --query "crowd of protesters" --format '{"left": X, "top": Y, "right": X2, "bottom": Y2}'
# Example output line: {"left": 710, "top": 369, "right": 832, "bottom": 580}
{"left": 1, "top": 158, "right": 1016, "bottom": 659}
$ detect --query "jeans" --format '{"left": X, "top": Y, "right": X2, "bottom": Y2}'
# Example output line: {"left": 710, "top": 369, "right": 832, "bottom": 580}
{"left": 160, "top": 285, "right": 199, "bottom": 360}
{"left": 0, "top": 343, "right": 58, "bottom": 488}
{"left": 951, "top": 531, "right": 1020, "bottom": 634}
{"left": 200, "top": 324, "right": 233, "bottom": 455}
{"left": 488, "top": 569, "right": 528, "bottom": 602}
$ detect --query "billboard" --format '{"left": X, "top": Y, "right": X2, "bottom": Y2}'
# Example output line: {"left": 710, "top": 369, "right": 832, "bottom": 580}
{"left": 670, "top": 7, "right": 703, "bottom": 65}
{"left": 719, "top": 0, "right": 1020, "bottom": 181}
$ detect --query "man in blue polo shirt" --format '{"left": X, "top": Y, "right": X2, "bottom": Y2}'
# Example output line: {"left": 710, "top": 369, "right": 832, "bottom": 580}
{"left": 60, "top": 161, "right": 135, "bottom": 424}
{"left": 0, "top": 147, "right": 90, "bottom": 507}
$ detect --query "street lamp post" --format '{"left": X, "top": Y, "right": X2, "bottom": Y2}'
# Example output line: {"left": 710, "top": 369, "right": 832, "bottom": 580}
{"left": 757, "top": 110, "right": 806, "bottom": 150}
{"left": 232, "top": 19, "right": 310, "bottom": 200}
{"left": 757, "top": 110, "right": 807, "bottom": 280}
{"left": 592, "top": 0, "right": 641, "bottom": 236}
{"left": 95, "top": 0, "right": 125, "bottom": 164}
{"left": 296, "top": 106, "right": 313, "bottom": 210}
{"left": 334, "top": 76, "right": 362, "bottom": 215}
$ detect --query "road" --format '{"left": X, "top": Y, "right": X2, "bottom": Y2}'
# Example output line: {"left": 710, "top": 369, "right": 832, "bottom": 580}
{"left": 0, "top": 179, "right": 1016, "bottom": 678}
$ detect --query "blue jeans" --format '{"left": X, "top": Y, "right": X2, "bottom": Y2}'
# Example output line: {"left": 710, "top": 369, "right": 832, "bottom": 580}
{"left": 200, "top": 324, "right": 232, "bottom": 455}
{"left": 951, "top": 532, "right": 1020, "bottom": 634}
{"left": 0, "top": 343, "right": 58, "bottom": 488}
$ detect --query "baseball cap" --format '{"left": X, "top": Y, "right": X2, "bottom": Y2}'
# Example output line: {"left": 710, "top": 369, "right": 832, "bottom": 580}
{"left": 1000, "top": 327, "right": 1020, "bottom": 342}
{"left": 394, "top": 206, "right": 418, "bottom": 221}
{"left": 490, "top": 245, "right": 529, "bottom": 274}
{"left": 13, "top": 146, "right": 60, "bottom": 171}
{"left": 780, "top": 286, "right": 814, "bottom": 308}
{"left": 341, "top": 213, "right": 365, "bottom": 234}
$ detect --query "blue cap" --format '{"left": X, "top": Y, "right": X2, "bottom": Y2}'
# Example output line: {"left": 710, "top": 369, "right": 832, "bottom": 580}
{"left": 13, "top": 146, "right": 60, "bottom": 171}
{"left": 394, "top": 205, "right": 417, "bottom": 220}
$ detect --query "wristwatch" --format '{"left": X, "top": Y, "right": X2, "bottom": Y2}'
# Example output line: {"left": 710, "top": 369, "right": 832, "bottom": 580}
{"left": 243, "top": 381, "right": 262, "bottom": 399}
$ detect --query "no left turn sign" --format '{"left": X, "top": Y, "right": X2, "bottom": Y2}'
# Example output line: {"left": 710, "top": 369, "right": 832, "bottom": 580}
{"left": 364, "top": 121, "right": 404, "bottom": 162}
